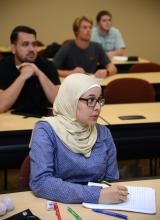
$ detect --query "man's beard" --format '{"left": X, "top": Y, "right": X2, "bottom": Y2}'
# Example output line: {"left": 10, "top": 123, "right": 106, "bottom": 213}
{"left": 16, "top": 52, "right": 37, "bottom": 63}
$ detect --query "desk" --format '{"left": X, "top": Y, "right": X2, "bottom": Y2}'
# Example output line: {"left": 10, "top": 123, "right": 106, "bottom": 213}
{"left": 100, "top": 103, "right": 160, "bottom": 174}
{"left": 100, "top": 72, "right": 160, "bottom": 86}
{"left": 0, "top": 178, "right": 159, "bottom": 220}
{"left": 0, "top": 46, "right": 46, "bottom": 53}
{"left": 112, "top": 57, "right": 149, "bottom": 65}
{"left": 100, "top": 72, "right": 160, "bottom": 101}
{"left": 112, "top": 57, "right": 150, "bottom": 73}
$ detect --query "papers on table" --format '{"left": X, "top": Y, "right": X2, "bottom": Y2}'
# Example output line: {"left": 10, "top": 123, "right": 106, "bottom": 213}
{"left": 83, "top": 183, "right": 156, "bottom": 214}
{"left": 112, "top": 56, "right": 128, "bottom": 61}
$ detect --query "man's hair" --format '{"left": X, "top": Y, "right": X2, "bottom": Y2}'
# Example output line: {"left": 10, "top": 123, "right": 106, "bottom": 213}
{"left": 10, "top": 25, "right": 37, "bottom": 44}
{"left": 73, "top": 16, "right": 93, "bottom": 37}
{"left": 96, "top": 10, "right": 112, "bottom": 23}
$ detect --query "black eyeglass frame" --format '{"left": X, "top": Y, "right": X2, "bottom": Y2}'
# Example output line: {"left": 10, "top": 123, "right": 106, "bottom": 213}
{"left": 79, "top": 97, "right": 105, "bottom": 107}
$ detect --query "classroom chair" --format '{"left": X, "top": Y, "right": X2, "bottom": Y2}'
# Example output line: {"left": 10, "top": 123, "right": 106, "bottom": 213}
{"left": 19, "top": 155, "right": 30, "bottom": 189}
{"left": 128, "top": 62, "right": 160, "bottom": 73}
{"left": 62, "top": 39, "right": 74, "bottom": 45}
{"left": 103, "top": 77, "right": 155, "bottom": 104}
{"left": 103, "top": 77, "right": 156, "bottom": 177}
{"left": 36, "top": 40, "right": 44, "bottom": 46}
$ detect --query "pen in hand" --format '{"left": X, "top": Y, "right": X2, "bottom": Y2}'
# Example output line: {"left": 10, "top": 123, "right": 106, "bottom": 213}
{"left": 101, "top": 180, "right": 112, "bottom": 186}
{"left": 101, "top": 180, "right": 130, "bottom": 195}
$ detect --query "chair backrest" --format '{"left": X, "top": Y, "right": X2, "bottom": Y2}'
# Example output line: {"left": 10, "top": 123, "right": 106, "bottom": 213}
{"left": 129, "top": 62, "right": 160, "bottom": 73}
{"left": 36, "top": 40, "right": 44, "bottom": 46}
{"left": 19, "top": 155, "right": 30, "bottom": 189}
{"left": 62, "top": 39, "right": 74, "bottom": 45}
{"left": 103, "top": 78, "right": 156, "bottom": 104}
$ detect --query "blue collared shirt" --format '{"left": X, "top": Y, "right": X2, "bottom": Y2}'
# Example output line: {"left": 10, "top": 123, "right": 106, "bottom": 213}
{"left": 29, "top": 122, "right": 119, "bottom": 203}
{"left": 91, "top": 26, "right": 126, "bottom": 52}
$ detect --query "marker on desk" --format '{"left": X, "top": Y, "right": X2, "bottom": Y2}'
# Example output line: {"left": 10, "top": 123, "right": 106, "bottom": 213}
{"left": 67, "top": 207, "right": 83, "bottom": 220}
{"left": 92, "top": 209, "right": 128, "bottom": 220}
{"left": 54, "top": 202, "right": 62, "bottom": 220}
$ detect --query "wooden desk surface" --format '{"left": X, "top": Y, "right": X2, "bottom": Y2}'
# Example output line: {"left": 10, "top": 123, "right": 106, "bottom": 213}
{"left": 100, "top": 72, "right": 160, "bottom": 86}
{"left": 0, "top": 111, "right": 106, "bottom": 132}
{"left": 0, "top": 46, "right": 46, "bottom": 53}
{"left": 60, "top": 72, "right": 160, "bottom": 87}
{"left": 0, "top": 112, "right": 39, "bottom": 132}
{"left": 100, "top": 103, "right": 160, "bottom": 125}
{"left": 112, "top": 57, "right": 149, "bottom": 65}
{"left": 0, "top": 179, "right": 159, "bottom": 220}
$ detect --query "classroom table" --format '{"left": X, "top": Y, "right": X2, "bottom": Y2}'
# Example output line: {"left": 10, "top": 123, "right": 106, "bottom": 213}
{"left": 100, "top": 72, "right": 160, "bottom": 86}
{"left": 0, "top": 46, "right": 46, "bottom": 53}
{"left": 101, "top": 72, "right": 160, "bottom": 101}
{"left": 100, "top": 103, "right": 160, "bottom": 174}
{"left": 61, "top": 72, "right": 160, "bottom": 101}
{"left": 112, "top": 57, "right": 150, "bottom": 73}
{"left": 112, "top": 57, "right": 149, "bottom": 65}
{"left": 0, "top": 178, "right": 159, "bottom": 220}
{"left": 60, "top": 72, "right": 160, "bottom": 85}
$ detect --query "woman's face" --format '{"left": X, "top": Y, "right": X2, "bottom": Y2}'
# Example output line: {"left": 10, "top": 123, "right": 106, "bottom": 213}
{"left": 76, "top": 87, "right": 102, "bottom": 125}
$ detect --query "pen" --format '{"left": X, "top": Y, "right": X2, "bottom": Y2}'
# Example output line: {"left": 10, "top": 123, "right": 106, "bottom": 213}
{"left": 67, "top": 207, "right": 83, "bottom": 220}
{"left": 92, "top": 209, "right": 128, "bottom": 220}
{"left": 54, "top": 202, "right": 62, "bottom": 220}
{"left": 100, "top": 180, "right": 112, "bottom": 186}
{"left": 100, "top": 180, "right": 130, "bottom": 195}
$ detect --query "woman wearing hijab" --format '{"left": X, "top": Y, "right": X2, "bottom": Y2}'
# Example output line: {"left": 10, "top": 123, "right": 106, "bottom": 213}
{"left": 29, "top": 73, "right": 128, "bottom": 204}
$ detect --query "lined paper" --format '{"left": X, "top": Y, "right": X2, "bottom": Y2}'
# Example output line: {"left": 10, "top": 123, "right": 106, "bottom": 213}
{"left": 83, "top": 184, "right": 156, "bottom": 214}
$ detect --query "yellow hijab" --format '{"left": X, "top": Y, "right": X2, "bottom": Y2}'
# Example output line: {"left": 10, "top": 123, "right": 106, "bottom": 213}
{"left": 43, "top": 74, "right": 101, "bottom": 157}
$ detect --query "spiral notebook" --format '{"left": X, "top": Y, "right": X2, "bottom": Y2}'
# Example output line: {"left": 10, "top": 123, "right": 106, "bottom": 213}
{"left": 83, "top": 183, "right": 156, "bottom": 214}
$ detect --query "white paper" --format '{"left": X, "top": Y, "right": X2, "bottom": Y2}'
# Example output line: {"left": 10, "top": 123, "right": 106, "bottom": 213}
{"left": 112, "top": 56, "right": 128, "bottom": 61}
{"left": 83, "top": 183, "right": 156, "bottom": 214}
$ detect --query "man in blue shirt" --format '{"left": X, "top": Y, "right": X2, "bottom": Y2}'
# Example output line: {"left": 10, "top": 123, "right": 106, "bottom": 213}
{"left": 91, "top": 10, "right": 126, "bottom": 59}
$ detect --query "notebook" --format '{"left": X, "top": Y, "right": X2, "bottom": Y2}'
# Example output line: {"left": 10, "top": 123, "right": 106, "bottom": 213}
{"left": 83, "top": 183, "right": 156, "bottom": 214}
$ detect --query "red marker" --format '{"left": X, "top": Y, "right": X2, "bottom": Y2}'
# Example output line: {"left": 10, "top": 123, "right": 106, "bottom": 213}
{"left": 54, "top": 202, "right": 62, "bottom": 220}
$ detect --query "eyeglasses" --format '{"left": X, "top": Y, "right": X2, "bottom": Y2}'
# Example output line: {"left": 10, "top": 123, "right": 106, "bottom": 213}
{"left": 79, "top": 97, "right": 105, "bottom": 107}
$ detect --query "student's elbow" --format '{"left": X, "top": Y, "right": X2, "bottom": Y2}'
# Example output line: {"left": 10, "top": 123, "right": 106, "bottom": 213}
{"left": 0, "top": 103, "right": 9, "bottom": 113}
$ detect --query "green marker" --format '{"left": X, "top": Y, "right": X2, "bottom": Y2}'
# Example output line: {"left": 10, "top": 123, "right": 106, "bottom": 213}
{"left": 67, "top": 207, "right": 83, "bottom": 220}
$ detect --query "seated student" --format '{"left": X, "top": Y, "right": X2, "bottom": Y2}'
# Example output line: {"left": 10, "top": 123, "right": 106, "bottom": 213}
{"left": 0, "top": 25, "right": 60, "bottom": 114}
{"left": 29, "top": 73, "right": 128, "bottom": 203}
{"left": 91, "top": 10, "right": 126, "bottom": 59}
{"left": 54, "top": 16, "right": 117, "bottom": 78}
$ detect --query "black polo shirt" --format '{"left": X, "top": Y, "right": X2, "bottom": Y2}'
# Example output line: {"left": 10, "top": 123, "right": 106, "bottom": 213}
{"left": 0, "top": 55, "right": 60, "bottom": 114}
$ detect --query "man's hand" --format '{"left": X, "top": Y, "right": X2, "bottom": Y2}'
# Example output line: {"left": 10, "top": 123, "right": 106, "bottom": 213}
{"left": 19, "top": 62, "right": 43, "bottom": 80}
{"left": 18, "top": 63, "right": 36, "bottom": 80}
{"left": 95, "top": 69, "right": 108, "bottom": 78}
{"left": 71, "top": 67, "right": 85, "bottom": 74}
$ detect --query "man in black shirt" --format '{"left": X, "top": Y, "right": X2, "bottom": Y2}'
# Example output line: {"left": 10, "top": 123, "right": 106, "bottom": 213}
{"left": 0, "top": 25, "right": 60, "bottom": 115}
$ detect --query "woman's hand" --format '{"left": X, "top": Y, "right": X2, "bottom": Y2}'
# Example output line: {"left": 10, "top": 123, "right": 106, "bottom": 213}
{"left": 99, "top": 185, "right": 128, "bottom": 204}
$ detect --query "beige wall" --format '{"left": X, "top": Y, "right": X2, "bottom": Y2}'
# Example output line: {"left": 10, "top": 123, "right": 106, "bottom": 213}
{"left": 0, "top": 0, "right": 160, "bottom": 63}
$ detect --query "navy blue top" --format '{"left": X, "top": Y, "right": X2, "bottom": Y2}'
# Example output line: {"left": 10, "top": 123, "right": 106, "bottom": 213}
{"left": 54, "top": 41, "right": 110, "bottom": 73}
